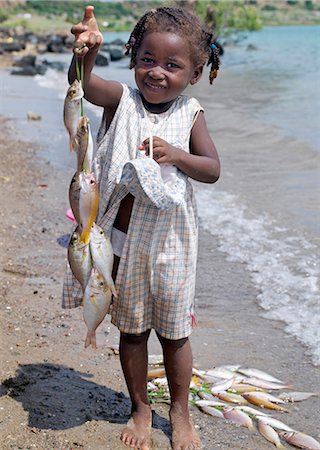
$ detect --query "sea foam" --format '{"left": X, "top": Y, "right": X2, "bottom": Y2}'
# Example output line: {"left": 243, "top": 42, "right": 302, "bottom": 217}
{"left": 195, "top": 185, "right": 320, "bottom": 365}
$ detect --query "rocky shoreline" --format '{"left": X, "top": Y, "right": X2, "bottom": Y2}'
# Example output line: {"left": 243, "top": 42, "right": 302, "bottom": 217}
{"left": 0, "top": 27, "right": 126, "bottom": 74}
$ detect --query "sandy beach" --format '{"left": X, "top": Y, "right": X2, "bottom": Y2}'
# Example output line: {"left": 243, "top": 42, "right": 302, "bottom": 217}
{"left": 0, "top": 51, "right": 319, "bottom": 449}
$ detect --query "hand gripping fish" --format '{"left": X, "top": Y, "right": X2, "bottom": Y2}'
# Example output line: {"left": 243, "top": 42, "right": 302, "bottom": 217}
{"left": 63, "top": 79, "right": 84, "bottom": 151}
{"left": 75, "top": 116, "right": 93, "bottom": 174}
{"left": 79, "top": 172, "right": 99, "bottom": 244}
{"left": 83, "top": 269, "right": 112, "bottom": 349}
{"left": 67, "top": 227, "right": 92, "bottom": 291}
{"left": 89, "top": 223, "right": 117, "bottom": 297}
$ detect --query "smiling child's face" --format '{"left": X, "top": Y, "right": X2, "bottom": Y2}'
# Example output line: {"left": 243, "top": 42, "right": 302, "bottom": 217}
{"left": 134, "top": 32, "right": 202, "bottom": 105}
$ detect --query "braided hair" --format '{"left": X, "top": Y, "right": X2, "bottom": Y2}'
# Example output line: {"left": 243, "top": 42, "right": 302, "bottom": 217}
{"left": 125, "top": 6, "right": 220, "bottom": 85}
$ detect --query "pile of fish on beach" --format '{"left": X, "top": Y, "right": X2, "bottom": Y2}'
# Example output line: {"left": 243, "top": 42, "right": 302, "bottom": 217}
{"left": 147, "top": 357, "right": 320, "bottom": 449}
{"left": 63, "top": 78, "right": 117, "bottom": 349}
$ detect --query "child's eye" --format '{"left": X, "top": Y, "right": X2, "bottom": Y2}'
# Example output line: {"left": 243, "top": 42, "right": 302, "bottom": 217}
{"left": 167, "top": 62, "right": 180, "bottom": 69}
{"left": 141, "top": 57, "right": 154, "bottom": 63}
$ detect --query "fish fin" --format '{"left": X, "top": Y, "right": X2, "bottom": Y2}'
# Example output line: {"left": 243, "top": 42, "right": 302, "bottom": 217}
{"left": 70, "top": 136, "right": 78, "bottom": 152}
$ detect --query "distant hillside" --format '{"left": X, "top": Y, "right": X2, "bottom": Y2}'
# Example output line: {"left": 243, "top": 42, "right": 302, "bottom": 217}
{"left": 0, "top": 0, "right": 319, "bottom": 35}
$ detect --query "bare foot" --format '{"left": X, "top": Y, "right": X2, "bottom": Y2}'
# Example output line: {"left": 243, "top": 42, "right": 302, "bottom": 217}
{"left": 121, "top": 406, "right": 152, "bottom": 450}
{"left": 170, "top": 404, "right": 202, "bottom": 450}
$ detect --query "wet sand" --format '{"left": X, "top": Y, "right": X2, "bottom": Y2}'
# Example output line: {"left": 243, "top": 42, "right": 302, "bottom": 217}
{"left": 0, "top": 71, "right": 319, "bottom": 449}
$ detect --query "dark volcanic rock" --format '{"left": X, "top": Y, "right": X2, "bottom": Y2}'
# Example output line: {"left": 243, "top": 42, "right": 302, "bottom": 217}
{"left": 95, "top": 52, "right": 109, "bottom": 66}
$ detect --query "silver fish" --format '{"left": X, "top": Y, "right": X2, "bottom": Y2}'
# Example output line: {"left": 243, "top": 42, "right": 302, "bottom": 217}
{"left": 83, "top": 269, "right": 112, "bottom": 349}
{"left": 278, "top": 391, "right": 318, "bottom": 402}
{"left": 205, "top": 367, "right": 237, "bottom": 380}
{"left": 199, "top": 405, "right": 224, "bottom": 419}
{"left": 67, "top": 227, "right": 92, "bottom": 291}
{"left": 279, "top": 431, "right": 320, "bottom": 450}
{"left": 195, "top": 399, "right": 227, "bottom": 408}
{"left": 257, "top": 420, "right": 285, "bottom": 448}
{"left": 63, "top": 79, "right": 84, "bottom": 151}
{"left": 211, "top": 377, "right": 235, "bottom": 394}
{"left": 255, "top": 415, "right": 293, "bottom": 431}
{"left": 75, "top": 115, "right": 94, "bottom": 174}
{"left": 234, "top": 405, "right": 269, "bottom": 417}
{"left": 69, "top": 172, "right": 81, "bottom": 224}
{"left": 236, "top": 367, "right": 285, "bottom": 384}
{"left": 241, "top": 376, "right": 292, "bottom": 391}
{"left": 148, "top": 354, "right": 164, "bottom": 366}
{"left": 89, "top": 223, "right": 117, "bottom": 297}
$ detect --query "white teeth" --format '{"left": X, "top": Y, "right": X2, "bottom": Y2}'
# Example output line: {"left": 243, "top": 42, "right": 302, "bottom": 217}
{"left": 146, "top": 82, "right": 164, "bottom": 89}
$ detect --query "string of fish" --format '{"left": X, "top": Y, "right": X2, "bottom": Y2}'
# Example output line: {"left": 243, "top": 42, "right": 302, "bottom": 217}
{"left": 63, "top": 54, "right": 117, "bottom": 350}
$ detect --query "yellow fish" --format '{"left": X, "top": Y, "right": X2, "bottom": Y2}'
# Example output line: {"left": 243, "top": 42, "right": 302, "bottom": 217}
{"left": 79, "top": 172, "right": 99, "bottom": 244}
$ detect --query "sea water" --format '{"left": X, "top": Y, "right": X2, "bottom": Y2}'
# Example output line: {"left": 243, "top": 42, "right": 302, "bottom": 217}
{"left": 195, "top": 25, "right": 320, "bottom": 365}
{"left": 1, "top": 26, "right": 319, "bottom": 364}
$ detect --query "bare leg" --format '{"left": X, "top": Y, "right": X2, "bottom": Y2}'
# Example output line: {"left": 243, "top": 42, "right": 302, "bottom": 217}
{"left": 120, "top": 330, "right": 152, "bottom": 450}
{"left": 157, "top": 334, "right": 202, "bottom": 450}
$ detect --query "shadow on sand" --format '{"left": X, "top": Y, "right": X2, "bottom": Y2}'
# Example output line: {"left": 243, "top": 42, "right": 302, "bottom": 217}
{"left": 0, "top": 362, "right": 170, "bottom": 438}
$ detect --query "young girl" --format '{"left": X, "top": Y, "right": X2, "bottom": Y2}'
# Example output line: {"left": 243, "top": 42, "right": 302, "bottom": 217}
{"left": 63, "top": 5, "right": 220, "bottom": 450}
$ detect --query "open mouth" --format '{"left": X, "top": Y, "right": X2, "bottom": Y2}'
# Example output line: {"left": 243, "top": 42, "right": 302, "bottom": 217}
{"left": 145, "top": 81, "right": 165, "bottom": 91}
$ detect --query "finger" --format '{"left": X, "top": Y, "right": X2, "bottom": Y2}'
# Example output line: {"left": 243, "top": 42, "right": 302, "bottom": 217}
{"left": 84, "top": 5, "right": 95, "bottom": 20}
{"left": 86, "top": 32, "right": 98, "bottom": 48}
{"left": 71, "top": 24, "right": 88, "bottom": 35}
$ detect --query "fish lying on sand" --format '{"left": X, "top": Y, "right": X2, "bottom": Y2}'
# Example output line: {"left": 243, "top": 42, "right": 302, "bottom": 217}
{"left": 75, "top": 115, "right": 93, "bottom": 174}
{"left": 240, "top": 376, "right": 292, "bottom": 391}
{"left": 279, "top": 431, "right": 320, "bottom": 450}
{"left": 89, "top": 223, "right": 117, "bottom": 297}
{"left": 257, "top": 420, "right": 285, "bottom": 448}
{"left": 79, "top": 172, "right": 99, "bottom": 244}
{"left": 255, "top": 415, "right": 293, "bottom": 431}
{"left": 147, "top": 367, "right": 166, "bottom": 380}
{"left": 223, "top": 406, "right": 255, "bottom": 431}
{"left": 236, "top": 367, "right": 285, "bottom": 384}
{"left": 278, "top": 391, "right": 318, "bottom": 402}
{"left": 83, "top": 269, "right": 112, "bottom": 349}
{"left": 199, "top": 405, "right": 224, "bottom": 419}
{"left": 63, "top": 79, "right": 84, "bottom": 151}
{"left": 213, "top": 391, "right": 249, "bottom": 405}
{"left": 67, "top": 227, "right": 92, "bottom": 291}
{"left": 242, "top": 392, "right": 290, "bottom": 412}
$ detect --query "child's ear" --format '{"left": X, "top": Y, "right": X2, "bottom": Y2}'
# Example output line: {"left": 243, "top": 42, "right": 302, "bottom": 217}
{"left": 190, "top": 65, "right": 203, "bottom": 85}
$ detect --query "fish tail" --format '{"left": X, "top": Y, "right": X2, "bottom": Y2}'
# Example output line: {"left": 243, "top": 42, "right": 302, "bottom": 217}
{"left": 110, "top": 281, "right": 118, "bottom": 298}
{"left": 80, "top": 226, "right": 91, "bottom": 245}
{"left": 84, "top": 331, "right": 97, "bottom": 349}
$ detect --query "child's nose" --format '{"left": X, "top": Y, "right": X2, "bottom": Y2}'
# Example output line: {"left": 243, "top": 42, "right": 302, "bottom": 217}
{"left": 149, "top": 66, "right": 165, "bottom": 80}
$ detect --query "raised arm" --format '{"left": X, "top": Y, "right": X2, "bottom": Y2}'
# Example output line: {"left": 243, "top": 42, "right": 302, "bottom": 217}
{"left": 68, "top": 5, "right": 123, "bottom": 109}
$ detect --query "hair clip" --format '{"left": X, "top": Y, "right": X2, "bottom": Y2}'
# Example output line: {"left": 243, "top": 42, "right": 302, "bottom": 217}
{"left": 210, "top": 43, "right": 217, "bottom": 50}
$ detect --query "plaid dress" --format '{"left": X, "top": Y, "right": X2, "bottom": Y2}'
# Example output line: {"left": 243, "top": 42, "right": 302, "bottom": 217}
{"left": 62, "top": 84, "right": 203, "bottom": 340}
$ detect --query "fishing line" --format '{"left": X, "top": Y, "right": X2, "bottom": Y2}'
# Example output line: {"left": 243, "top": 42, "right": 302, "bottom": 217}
{"left": 75, "top": 55, "right": 84, "bottom": 117}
